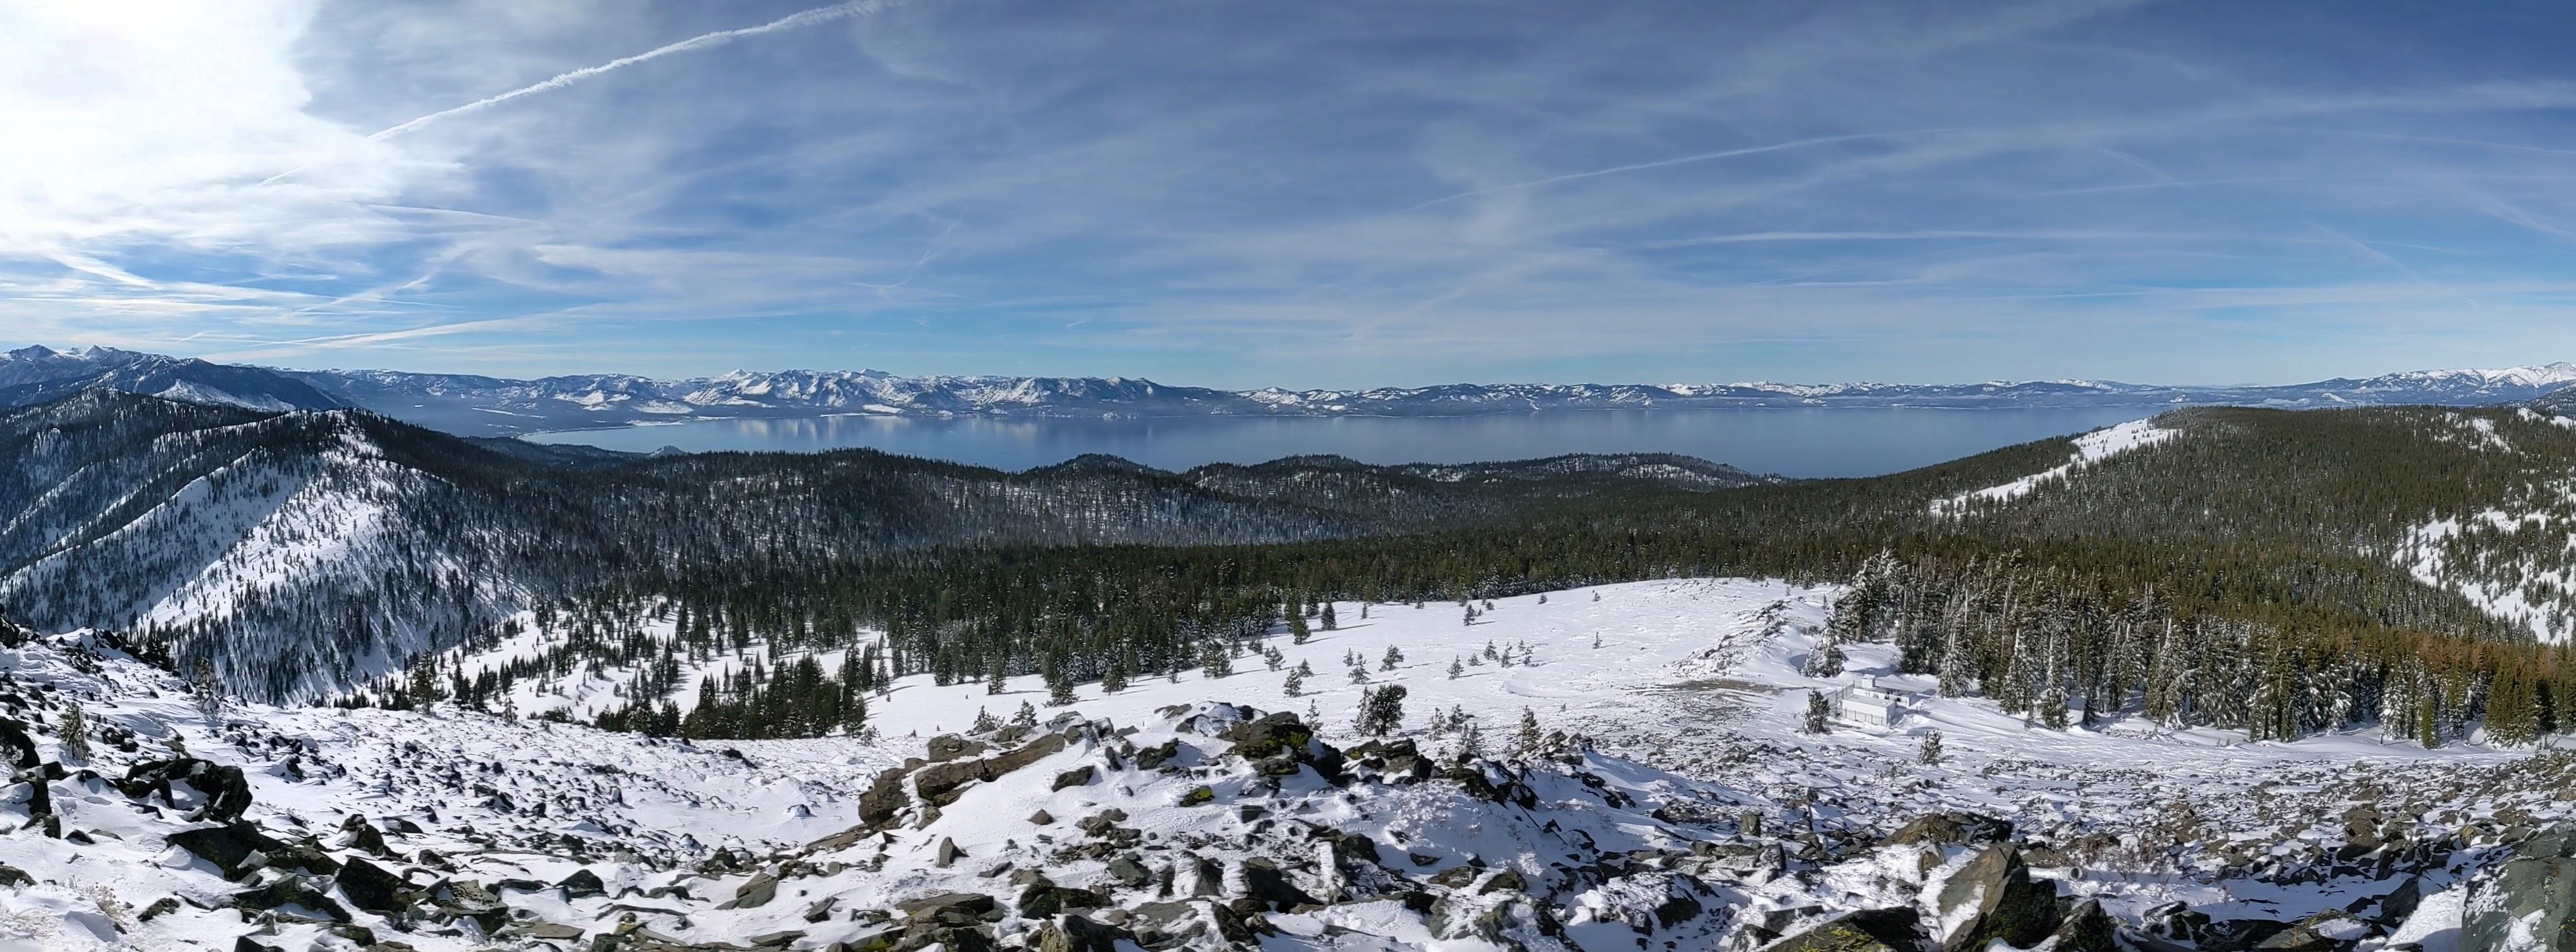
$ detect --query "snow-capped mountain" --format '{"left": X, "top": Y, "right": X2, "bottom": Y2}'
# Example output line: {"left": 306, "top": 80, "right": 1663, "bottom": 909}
{"left": 7, "top": 345, "right": 2576, "bottom": 436}
{"left": 0, "top": 345, "right": 345, "bottom": 413}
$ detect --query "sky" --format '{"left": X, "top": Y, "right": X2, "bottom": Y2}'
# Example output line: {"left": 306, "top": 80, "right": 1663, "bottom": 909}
{"left": 9, "top": 0, "right": 2576, "bottom": 388}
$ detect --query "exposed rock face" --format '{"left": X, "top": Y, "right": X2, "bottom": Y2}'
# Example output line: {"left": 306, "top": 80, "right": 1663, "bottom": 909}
{"left": 1765, "top": 908, "right": 1927, "bottom": 952}
{"left": 2465, "top": 822, "right": 2576, "bottom": 952}
{"left": 1931, "top": 846, "right": 2059, "bottom": 952}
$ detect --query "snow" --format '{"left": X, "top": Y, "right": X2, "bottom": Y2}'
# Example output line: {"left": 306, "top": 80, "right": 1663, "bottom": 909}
{"left": 1932, "top": 419, "right": 2174, "bottom": 515}
{"left": 1, "top": 577, "right": 2563, "bottom": 950}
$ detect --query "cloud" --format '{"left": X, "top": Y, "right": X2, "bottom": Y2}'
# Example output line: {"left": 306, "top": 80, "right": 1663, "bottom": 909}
{"left": 10, "top": 0, "right": 2576, "bottom": 387}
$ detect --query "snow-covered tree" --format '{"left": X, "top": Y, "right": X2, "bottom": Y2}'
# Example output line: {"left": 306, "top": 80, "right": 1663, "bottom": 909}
{"left": 1802, "top": 690, "right": 1832, "bottom": 734}
{"left": 1356, "top": 685, "right": 1407, "bottom": 736}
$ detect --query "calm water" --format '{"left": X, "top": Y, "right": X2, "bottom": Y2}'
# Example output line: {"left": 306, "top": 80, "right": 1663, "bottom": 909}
{"left": 523, "top": 407, "right": 2161, "bottom": 478}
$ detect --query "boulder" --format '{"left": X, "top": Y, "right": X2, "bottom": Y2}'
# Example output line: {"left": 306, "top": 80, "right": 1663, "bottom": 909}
{"left": 1019, "top": 883, "right": 1107, "bottom": 918}
{"left": 1878, "top": 812, "right": 2013, "bottom": 847}
{"left": 168, "top": 824, "right": 290, "bottom": 879}
{"left": 1033, "top": 914, "right": 1135, "bottom": 952}
{"left": 233, "top": 874, "right": 351, "bottom": 922}
{"left": 1931, "top": 846, "right": 2058, "bottom": 952}
{"left": 1764, "top": 908, "right": 1927, "bottom": 952}
{"left": 335, "top": 857, "right": 411, "bottom": 914}
{"left": 2050, "top": 898, "right": 2118, "bottom": 952}
{"left": 1053, "top": 766, "right": 1096, "bottom": 791}
{"left": 554, "top": 867, "right": 606, "bottom": 900}
{"left": 1240, "top": 858, "right": 1320, "bottom": 911}
{"left": 120, "top": 759, "right": 254, "bottom": 822}
{"left": 2466, "top": 824, "right": 2576, "bottom": 952}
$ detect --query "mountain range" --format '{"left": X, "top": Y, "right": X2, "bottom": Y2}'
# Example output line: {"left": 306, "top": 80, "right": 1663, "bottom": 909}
{"left": 11, "top": 344, "right": 2576, "bottom": 437}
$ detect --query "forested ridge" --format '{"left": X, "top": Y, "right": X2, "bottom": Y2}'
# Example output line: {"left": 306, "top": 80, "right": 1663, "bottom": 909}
{"left": 10, "top": 389, "right": 2576, "bottom": 746}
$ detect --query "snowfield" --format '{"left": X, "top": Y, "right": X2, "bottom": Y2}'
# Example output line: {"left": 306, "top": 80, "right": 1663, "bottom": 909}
{"left": 0, "top": 578, "right": 2564, "bottom": 950}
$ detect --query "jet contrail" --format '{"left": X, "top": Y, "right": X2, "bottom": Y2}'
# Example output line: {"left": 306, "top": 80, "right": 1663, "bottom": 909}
{"left": 261, "top": 0, "right": 898, "bottom": 185}
{"left": 1398, "top": 130, "right": 1949, "bottom": 213}
{"left": 368, "top": 0, "right": 898, "bottom": 142}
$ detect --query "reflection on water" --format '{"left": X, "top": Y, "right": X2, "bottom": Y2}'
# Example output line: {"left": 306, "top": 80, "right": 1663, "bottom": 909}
{"left": 522, "top": 407, "right": 2161, "bottom": 478}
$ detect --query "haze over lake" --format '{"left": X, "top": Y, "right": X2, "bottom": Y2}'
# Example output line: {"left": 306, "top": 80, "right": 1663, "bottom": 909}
{"left": 523, "top": 406, "right": 2163, "bottom": 477}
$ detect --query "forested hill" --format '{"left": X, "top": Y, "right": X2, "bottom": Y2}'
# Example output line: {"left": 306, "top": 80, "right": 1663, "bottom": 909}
{"left": 0, "top": 390, "right": 1772, "bottom": 698}
{"left": 15, "top": 386, "right": 2576, "bottom": 745}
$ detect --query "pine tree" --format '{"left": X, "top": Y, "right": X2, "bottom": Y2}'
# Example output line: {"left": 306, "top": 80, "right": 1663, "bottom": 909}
{"left": 970, "top": 707, "right": 1001, "bottom": 734}
{"left": 1348, "top": 665, "right": 1370, "bottom": 685}
{"left": 1014, "top": 700, "right": 1039, "bottom": 729}
{"left": 1356, "top": 685, "right": 1407, "bottom": 736}
{"left": 1263, "top": 645, "right": 1285, "bottom": 672}
{"left": 1451, "top": 720, "right": 1484, "bottom": 766}
{"left": 1202, "top": 642, "right": 1233, "bottom": 679}
{"left": 1102, "top": 658, "right": 1130, "bottom": 695}
{"left": 986, "top": 654, "right": 1008, "bottom": 695}
{"left": 1283, "top": 668, "right": 1305, "bottom": 697}
{"left": 1289, "top": 611, "right": 1311, "bottom": 645}
{"left": 192, "top": 658, "right": 226, "bottom": 724}
{"left": 1802, "top": 690, "right": 1832, "bottom": 734}
{"left": 1447, "top": 657, "right": 1464, "bottom": 679}
{"left": 1513, "top": 707, "right": 1543, "bottom": 758}
{"left": 1381, "top": 645, "right": 1404, "bottom": 671}
{"left": 1917, "top": 729, "right": 1944, "bottom": 765}
{"left": 59, "top": 704, "right": 90, "bottom": 763}
{"left": 1803, "top": 628, "right": 1846, "bottom": 679}
{"left": 1321, "top": 604, "right": 1338, "bottom": 630}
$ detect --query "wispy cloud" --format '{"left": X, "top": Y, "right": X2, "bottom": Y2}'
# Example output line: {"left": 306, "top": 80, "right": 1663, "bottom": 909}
{"left": 12, "top": 0, "right": 2576, "bottom": 387}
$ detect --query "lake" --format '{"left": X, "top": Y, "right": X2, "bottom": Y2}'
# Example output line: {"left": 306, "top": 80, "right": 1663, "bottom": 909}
{"left": 522, "top": 406, "right": 2164, "bottom": 478}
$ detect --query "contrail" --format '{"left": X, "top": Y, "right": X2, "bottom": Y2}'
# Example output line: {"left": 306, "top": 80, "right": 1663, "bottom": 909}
{"left": 368, "top": 0, "right": 898, "bottom": 141}
{"left": 263, "top": 0, "right": 896, "bottom": 184}
{"left": 1398, "top": 130, "right": 1948, "bottom": 213}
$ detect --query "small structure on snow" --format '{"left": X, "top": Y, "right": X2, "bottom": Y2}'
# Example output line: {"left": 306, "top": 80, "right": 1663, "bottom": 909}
{"left": 1830, "top": 673, "right": 1908, "bottom": 729}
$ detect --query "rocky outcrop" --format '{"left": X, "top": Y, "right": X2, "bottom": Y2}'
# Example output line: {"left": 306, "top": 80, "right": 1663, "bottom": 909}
{"left": 2465, "top": 822, "right": 2576, "bottom": 952}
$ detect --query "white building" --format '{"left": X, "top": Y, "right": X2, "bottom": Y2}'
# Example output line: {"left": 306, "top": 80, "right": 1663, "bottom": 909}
{"left": 1831, "top": 674, "right": 1907, "bottom": 729}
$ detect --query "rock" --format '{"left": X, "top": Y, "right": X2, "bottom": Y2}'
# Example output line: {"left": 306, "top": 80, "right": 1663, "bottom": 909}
{"left": 1105, "top": 855, "right": 1152, "bottom": 889}
{"left": 0, "top": 864, "right": 27, "bottom": 888}
{"left": 2466, "top": 823, "right": 2576, "bottom": 952}
{"left": 937, "top": 837, "right": 964, "bottom": 868}
{"left": 119, "top": 759, "right": 254, "bottom": 822}
{"left": 748, "top": 930, "right": 807, "bottom": 947}
{"left": 1240, "top": 858, "right": 1320, "bottom": 911}
{"left": 926, "top": 735, "right": 989, "bottom": 763}
{"left": 1765, "top": 909, "right": 1927, "bottom": 952}
{"left": 138, "top": 897, "right": 181, "bottom": 921}
{"left": 1879, "top": 812, "right": 2013, "bottom": 847}
{"left": 554, "top": 867, "right": 605, "bottom": 900}
{"left": 1427, "top": 866, "right": 1478, "bottom": 888}
{"left": 2050, "top": 898, "right": 2118, "bottom": 952}
{"left": 1219, "top": 714, "right": 1312, "bottom": 760}
{"left": 1478, "top": 870, "right": 1528, "bottom": 894}
{"left": 233, "top": 938, "right": 284, "bottom": 952}
{"left": 2255, "top": 912, "right": 2368, "bottom": 952}
{"left": 233, "top": 874, "right": 351, "bottom": 922}
{"left": 168, "top": 823, "right": 290, "bottom": 879}
{"left": 1053, "top": 766, "right": 1096, "bottom": 791}
{"left": 1931, "top": 846, "right": 2058, "bottom": 952}
{"left": 0, "top": 719, "right": 34, "bottom": 770}
{"left": 335, "top": 857, "right": 411, "bottom": 913}
{"left": 730, "top": 870, "right": 780, "bottom": 909}
{"left": 1019, "top": 883, "right": 1108, "bottom": 918}
{"left": 898, "top": 892, "right": 999, "bottom": 918}
{"left": 1029, "top": 809, "right": 1055, "bottom": 825}
{"left": 1033, "top": 914, "right": 1135, "bottom": 952}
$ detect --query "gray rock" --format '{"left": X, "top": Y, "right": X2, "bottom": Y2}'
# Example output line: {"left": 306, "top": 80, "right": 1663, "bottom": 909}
{"left": 1878, "top": 812, "right": 2013, "bottom": 847}
{"left": 1765, "top": 908, "right": 1926, "bottom": 952}
{"left": 1931, "top": 846, "right": 2058, "bottom": 952}
{"left": 1106, "top": 854, "right": 1152, "bottom": 889}
{"left": 1053, "top": 766, "right": 1097, "bottom": 791}
{"left": 2467, "top": 825, "right": 2576, "bottom": 952}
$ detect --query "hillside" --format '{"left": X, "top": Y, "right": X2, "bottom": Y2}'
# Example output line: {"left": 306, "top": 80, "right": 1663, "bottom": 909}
{"left": 0, "top": 391, "right": 1760, "bottom": 700}
{"left": 0, "top": 580, "right": 2560, "bottom": 951}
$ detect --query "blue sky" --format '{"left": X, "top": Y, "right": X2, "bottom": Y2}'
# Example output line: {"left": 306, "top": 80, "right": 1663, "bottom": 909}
{"left": 9, "top": 0, "right": 2576, "bottom": 387}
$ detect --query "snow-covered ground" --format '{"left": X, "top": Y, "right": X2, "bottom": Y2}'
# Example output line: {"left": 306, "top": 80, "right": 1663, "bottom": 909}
{"left": 1, "top": 578, "right": 2558, "bottom": 950}
{"left": 1932, "top": 418, "right": 2174, "bottom": 515}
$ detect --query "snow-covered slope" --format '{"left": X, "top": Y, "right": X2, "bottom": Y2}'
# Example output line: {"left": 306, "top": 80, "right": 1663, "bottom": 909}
{"left": 1931, "top": 418, "right": 2176, "bottom": 515}
{"left": 2, "top": 577, "right": 2558, "bottom": 951}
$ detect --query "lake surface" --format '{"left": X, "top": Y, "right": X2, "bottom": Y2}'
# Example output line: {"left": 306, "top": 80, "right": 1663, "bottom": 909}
{"left": 523, "top": 407, "right": 2164, "bottom": 478}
